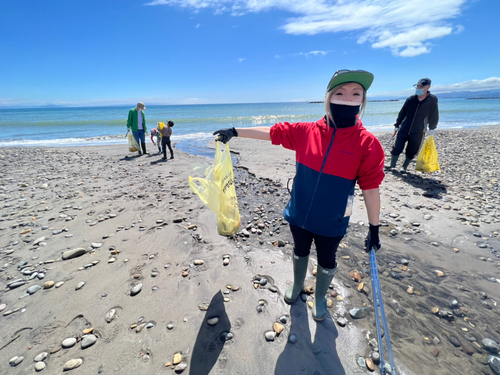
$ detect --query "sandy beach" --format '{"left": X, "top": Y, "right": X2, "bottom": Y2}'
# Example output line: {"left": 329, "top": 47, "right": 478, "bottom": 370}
{"left": 1, "top": 126, "right": 500, "bottom": 375}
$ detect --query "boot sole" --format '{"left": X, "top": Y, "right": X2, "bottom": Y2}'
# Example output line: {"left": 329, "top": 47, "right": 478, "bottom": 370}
{"left": 312, "top": 314, "right": 327, "bottom": 322}
{"left": 284, "top": 294, "right": 300, "bottom": 304}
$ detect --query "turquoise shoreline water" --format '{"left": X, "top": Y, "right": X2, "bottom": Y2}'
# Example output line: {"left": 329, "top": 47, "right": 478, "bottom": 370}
{"left": 0, "top": 99, "right": 499, "bottom": 148}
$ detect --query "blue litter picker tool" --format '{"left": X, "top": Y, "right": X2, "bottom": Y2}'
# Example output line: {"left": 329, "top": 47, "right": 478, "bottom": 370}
{"left": 370, "top": 249, "right": 398, "bottom": 375}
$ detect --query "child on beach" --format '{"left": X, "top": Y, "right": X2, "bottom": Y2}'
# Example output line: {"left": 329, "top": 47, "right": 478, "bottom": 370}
{"left": 151, "top": 126, "right": 162, "bottom": 154}
{"left": 214, "top": 69, "right": 385, "bottom": 321}
{"left": 159, "top": 121, "right": 175, "bottom": 160}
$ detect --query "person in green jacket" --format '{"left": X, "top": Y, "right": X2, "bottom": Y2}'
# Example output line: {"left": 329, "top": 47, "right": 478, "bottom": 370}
{"left": 127, "top": 102, "right": 148, "bottom": 155}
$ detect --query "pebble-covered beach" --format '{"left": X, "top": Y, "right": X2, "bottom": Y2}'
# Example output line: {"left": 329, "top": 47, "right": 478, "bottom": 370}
{"left": 1, "top": 127, "right": 500, "bottom": 374}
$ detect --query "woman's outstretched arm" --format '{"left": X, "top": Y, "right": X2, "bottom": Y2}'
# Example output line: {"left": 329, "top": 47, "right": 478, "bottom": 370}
{"left": 236, "top": 127, "right": 271, "bottom": 141}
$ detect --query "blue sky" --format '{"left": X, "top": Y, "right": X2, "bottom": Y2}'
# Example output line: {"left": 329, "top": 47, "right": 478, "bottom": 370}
{"left": 1, "top": 0, "right": 499, "bottom": 106}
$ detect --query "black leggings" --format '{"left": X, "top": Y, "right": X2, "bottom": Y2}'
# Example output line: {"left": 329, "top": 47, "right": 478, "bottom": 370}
{"left": 391, "top": 131, "right": 424, "bottom": 160}
{"left": 290, "top": 224, "right": 342, "bottom": 269}
{"left": 162, "top": 137, "right": 174, "bottom": 158}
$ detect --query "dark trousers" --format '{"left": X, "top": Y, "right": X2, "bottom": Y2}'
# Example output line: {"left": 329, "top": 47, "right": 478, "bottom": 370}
{"left": 290, "top": 224, "right": 343, "bottom": 269}
{"left": 391, "top": 131, "right": 424, "bottom": 160}
{"left": 162, "top": 136, "right": 174, "bottom": 158}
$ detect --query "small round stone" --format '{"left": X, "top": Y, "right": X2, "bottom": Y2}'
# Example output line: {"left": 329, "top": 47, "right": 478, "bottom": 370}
{"left": 130, "top": 284, "right": 142, "bottom": 296}
{"left": 62, "top": 337, "right": 77, "bottom": 348}
{"left": 81, "top": 334, "right": 97, "bottom": 349}
{"left": 336, "top": 317, "right": 347, "bottom": 327}
{"left": 265, "top": 331, "right": 276, "bottom": 341}
{"left": 208, "top": 317, "right": 219, "bottom": 326}
{"left": 174, "top": 363, "right": 188, "bottom": 373}
{"left": 34, "top": 352, "right": 49, "bottom": 362}
{"left": 220, "top": 332, "right": 233, "bottom": 341}
{"left": 357, "top": 357, "right": 366, "bottom": 368}
{"left": 35, "top": 361, "right": 46, "bottom": 371}
{"left": 9, "top": 356, "right": 24, "bottom": 366}
{"left": 27, "top": 285, "right": 42, "bottom": 295}
{"left": 63, "top": 358, "right": 83, "bottom": 371}
{"left": 483, "top": 338, "right": 500, "bottom": 353}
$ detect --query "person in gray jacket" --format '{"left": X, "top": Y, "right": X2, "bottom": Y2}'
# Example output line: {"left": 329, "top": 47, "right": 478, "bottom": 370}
{"left": 390, "top": 78, "right": 439, "bottom": 171}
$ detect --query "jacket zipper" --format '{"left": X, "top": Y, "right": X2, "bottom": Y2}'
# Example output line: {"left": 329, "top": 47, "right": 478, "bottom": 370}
{"left": 301, "top": 127, "right": 337, "bottom": 228}
{"left": 407, "top": 102, "right": 420, "bottom": 135}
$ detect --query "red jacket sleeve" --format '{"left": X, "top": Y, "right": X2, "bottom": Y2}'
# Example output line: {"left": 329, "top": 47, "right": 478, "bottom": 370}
{"left": 270, "top": 122, "right": 310, "bottom": 151}
{"left": 357, "top": 133, "right": 385, "bottom": 190}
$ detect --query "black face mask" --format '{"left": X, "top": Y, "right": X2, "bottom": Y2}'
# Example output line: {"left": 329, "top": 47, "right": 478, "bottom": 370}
{"left": 329, "top": 103, "right": 360, "bottom": 128}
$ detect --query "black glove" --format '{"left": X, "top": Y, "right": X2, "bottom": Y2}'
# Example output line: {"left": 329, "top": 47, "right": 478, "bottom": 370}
{"left": 213, "top": 127, "right": 238, "bottom": 143}
{"left": 394, "top": 123, "right": 400, "bottom": 132}
{"left": 365, "top": 224, "right": 381, "bottom": 252}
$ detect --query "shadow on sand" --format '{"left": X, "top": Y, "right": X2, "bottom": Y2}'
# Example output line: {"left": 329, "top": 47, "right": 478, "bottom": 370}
{"left": 275, "top": 299, "right": 346, "bottom": 375}
{"left": 189, "top": 291, "right": 231, "bottom": 375}
{"left": 391, "top": 169, "right": 447, "bottom": 199}
{"left": 119, "top": 154, "right": 142, "bottom": 161}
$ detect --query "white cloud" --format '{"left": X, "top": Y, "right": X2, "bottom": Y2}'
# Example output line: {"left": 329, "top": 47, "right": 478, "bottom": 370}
{"left": 146, "top": 0, "right": 467, "bottom": 57}
{"left": 433, "top": 77, "right": 500, "bottom": 92}
{"left": 370, "top": 77, "right": 500, "bottom": 98}
{"left": 293, "top": 50, "right": 329, "bottom": 57}
{"left": 238, "top": 58, "right": 246, "bottom": 62}
{"left": 371, "top": 26, "right": 452, "bottom": 57}
{"left": 398, "top": 46, "right": 430, "bottom": 57}
{"left": 195, "top": 23, "right": 201, "bottom": 28}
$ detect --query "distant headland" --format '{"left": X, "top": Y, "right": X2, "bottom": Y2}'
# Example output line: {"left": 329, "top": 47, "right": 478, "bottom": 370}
{"left": 467, "top": 97, "right": 500, "bottom": 100}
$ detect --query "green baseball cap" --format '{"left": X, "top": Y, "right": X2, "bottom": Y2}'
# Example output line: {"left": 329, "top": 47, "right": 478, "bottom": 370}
{"left": 327, "top": 69, "right": 374, "bottom": 92}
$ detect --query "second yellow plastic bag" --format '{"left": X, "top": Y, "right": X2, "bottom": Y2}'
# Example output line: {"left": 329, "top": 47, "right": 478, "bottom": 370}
{"left": 189, "top": 141, "right": 241, "bottom": 236}
{"left": 415, "top": 135, "right": 440, "bottom": 173}
{"left": 128, "top": 132, "right": 140, "bottom": 152}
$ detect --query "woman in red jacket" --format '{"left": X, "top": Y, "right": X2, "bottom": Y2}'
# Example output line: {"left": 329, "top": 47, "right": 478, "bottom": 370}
{"left": 214, "top": 70, "right": 385, "bottom": 321}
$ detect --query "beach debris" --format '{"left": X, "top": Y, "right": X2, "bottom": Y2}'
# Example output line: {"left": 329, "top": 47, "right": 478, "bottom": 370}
{"left": 349, "top": 308, "right": 367, "bottom": 319}
{"left": 349, "top": 270, "right": 362, "bottom": 282}
{"left": 273, "top": 322, "right": 284, "bottom": 335}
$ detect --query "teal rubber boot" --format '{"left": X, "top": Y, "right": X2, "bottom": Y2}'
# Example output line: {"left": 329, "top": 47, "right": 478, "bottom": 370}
{"left": 400, "top": 157, "right": 412, "bottom": 172}
{"left": 284, "top": 254, "right": 309, "bottom": 304}
{"left": 312, "top": 264, "right": 338, "bottom": 321}
{"left": 390, "top": 155, "right": 399, "bottom": 168}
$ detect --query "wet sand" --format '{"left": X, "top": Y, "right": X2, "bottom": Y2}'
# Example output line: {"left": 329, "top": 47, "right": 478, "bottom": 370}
{"left": 1, "top": 126, "right": 500, "bottom": 374}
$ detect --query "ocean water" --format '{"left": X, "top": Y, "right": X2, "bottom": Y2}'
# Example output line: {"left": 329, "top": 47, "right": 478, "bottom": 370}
{"left": 0, "top": 98, "right": 499, "bottom": 149}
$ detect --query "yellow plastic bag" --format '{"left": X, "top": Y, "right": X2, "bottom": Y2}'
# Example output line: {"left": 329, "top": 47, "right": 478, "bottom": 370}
{"left": 189, "top": 142, "right": 241, "bottom": 236}
{"left": 415, "top": 135, "right": 440, "bottom": 173}
{"left": 128, "top": 132, "right": 140, "bottom": 152}
{"left": 158, "top": 122, "right": 165, "bottom": 131}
